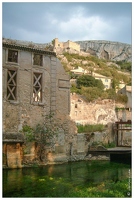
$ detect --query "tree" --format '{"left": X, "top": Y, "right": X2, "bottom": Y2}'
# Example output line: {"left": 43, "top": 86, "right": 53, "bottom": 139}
{"left": 111, "top": 78, "right": 119, "bottom": 91}
{"left": 77, "top": 75, "right": 104, "bottom": 90}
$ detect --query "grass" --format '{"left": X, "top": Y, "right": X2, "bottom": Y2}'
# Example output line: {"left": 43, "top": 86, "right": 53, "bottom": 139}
{"left": 77, "top": 124, "right": 105, "bottom": 133}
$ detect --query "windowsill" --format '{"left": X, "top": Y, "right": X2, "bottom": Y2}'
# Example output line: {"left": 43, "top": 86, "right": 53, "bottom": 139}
{"left": 32, "top": 65, "right": 44, "bottom": 70}
{"left": 31, "top": 102, "right": 45, "bottom": 106}
{"left": 5, "top": 62, "right": 19, "bottom": 66}
{"left": 33, "top": 64, "right": 43, "bottom": 68}
{"left": 7, "top": 100, "right": 19, "bottom": 105}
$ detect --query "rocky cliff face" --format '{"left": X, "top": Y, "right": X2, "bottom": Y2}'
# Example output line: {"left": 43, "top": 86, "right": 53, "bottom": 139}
{"left": 76, "top": 40, "right": 131, "bottom": 62}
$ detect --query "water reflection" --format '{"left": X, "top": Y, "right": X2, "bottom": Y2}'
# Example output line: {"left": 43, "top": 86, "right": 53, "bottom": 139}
{"left": 3, "top": 160, "right": 131, "bottom": 197}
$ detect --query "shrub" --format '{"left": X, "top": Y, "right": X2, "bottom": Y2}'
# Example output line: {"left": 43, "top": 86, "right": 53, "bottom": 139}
{"left": 77, "top": 75, "right": 104, "bottom": 90}
{"left": 80, "top": 87, "right": 103, "bottom": 101}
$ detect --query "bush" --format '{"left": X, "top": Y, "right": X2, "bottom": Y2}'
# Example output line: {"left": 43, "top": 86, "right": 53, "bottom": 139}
{"left": 80, "top": 87, "right": 103, "bottom": 101}
{"left": 77, "top": 75, "right": 104, "bottom": 90}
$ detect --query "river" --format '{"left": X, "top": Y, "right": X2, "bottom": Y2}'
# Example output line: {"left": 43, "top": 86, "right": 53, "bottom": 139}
{"left": 3, "top": 160, "right": 131, "bottom": 198}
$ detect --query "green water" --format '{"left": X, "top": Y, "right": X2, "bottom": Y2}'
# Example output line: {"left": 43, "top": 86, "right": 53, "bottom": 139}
{"left": 3, "top": 160, "right": 131, "bottom": 197}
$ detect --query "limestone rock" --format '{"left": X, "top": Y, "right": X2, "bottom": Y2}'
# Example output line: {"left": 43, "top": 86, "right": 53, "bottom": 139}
{"left": 76, "top": 40, "right": 131, "bottom": 62}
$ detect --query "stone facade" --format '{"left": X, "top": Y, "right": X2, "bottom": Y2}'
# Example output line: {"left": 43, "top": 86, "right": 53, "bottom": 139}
{"left": 2, "top": 38, "right": 77, "bottom": 168}
{"left": 53, "top": 38, "right": 80, "bottom": 54}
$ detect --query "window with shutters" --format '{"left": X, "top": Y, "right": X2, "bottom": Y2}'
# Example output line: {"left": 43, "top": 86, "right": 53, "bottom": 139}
{"left": 33, "top": 53, "right": 43, "bottom": 66}
{"left": 8, "top": 50, "right": 18, "bottom": 63}
{"left": 7, "top": 70, "right": 17, "bottom": 100}
{"left": 33, "top": 73, "right": 42, "bottom": 102}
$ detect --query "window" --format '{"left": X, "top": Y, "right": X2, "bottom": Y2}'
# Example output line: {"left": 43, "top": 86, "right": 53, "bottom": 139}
{"left": 7, "top": 70, "right": 17, "bottom": 100}
{"left": 33, "top": 73, "right": 42, "bottom": 102}
{"left": 8, "top": 50, "right": 18, "bottom": 63}
{"left": 105, "top": 79, "right": 108, "bottom": 82}
{"left": 105, "top": 85, "right": 108, "bottom": 88}
{"left": 75, "top": 104, "right": 78, "bottom": 108}
{"left": 33, "top": 53, "right": 43, "bottom": 66}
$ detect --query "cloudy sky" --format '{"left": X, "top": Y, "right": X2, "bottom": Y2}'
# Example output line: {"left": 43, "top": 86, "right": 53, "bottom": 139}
{"left": 2, "top": 1, "right": 132, "bottom": 44}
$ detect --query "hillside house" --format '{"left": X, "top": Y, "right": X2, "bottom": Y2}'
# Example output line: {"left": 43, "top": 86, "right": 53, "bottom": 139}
{"left": 92, "top": 72, "right": 112, "bottom": 90}
{"left": 70, "top": 66, "right": 89, "bottom": 75}
{"left": 2, "top": 38, "right": 76, "bottom": 168}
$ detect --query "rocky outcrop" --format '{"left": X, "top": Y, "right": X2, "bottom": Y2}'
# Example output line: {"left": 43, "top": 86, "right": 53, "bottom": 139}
{"left": 76, "top": 40, "right": 131, "bottom": 62}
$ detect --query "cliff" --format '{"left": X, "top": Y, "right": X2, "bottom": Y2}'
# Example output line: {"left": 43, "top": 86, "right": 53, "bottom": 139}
{"left": 75, "top": 40, "right": 131, "bottom": 62}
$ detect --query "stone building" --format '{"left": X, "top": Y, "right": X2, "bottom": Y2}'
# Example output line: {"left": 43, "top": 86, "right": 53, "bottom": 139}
{"left": 2, "top": 38, "right": 77, "bottom": 168}
{"left": 53, "top": 38, "right": 80, "bottom": 54}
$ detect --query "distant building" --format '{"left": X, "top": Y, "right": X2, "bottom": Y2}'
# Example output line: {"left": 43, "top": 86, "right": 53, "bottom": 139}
{"left": 53, "top": 38, "right": 80, "bottom": 53}
{"left": 92, "top": 72, "right": 112, "bottom": 90}
{"left": 70, "top": 66, "right": 89, "bottom": 75}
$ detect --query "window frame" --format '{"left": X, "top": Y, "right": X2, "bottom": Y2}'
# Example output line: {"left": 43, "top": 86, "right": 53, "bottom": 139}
{"left": 6, "top": 68, "right": 18, "bottom": 102}
{"left": 31, "top": 70, "right": 45, "bottom": 105}
{"left": 33, "top": 53, "right": 43, "bottom": 66}
{"left": 8, "top": 49, "right": 18, "bottom": 63}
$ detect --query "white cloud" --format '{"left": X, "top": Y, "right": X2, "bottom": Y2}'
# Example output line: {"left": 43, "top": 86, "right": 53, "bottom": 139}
{"left": 58, "top": 15, "right": 113, "bottom": 41}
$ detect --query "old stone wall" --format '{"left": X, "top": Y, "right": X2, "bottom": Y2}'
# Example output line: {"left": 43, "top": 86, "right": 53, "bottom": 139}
{"left": 54, "top": 38, "right": 80, "bottom": 54}
{"left": 70, "top": 93, "right": 117, "bottom": 125}
{"left": 70, "top": 93, "right": 132, "bottom": 125}
{"left": 2, "top": 39, "right": 77, "bottom": 168}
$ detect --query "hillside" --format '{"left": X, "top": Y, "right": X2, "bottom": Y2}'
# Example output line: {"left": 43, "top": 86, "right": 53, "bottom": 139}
{"left": 57, "top": 52, "right": 131, "bottom": 103}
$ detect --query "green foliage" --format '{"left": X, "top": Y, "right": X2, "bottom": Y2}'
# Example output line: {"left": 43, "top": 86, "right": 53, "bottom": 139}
{"left": 116, "top": 61, "right": 132, "bottom": 72}
{"left": 77, "top": 75, "right": 104, "bottom": 90}
{"left": 21, "top": 113, "right": 58, "bottom": 161}
{"left": 115, "top": 107, "right": 125, "bottom": 111}
{"left": 70, "top": 84, "right": 81, "bottom": 94}
{"left": 80, "top": 87, "right": 103, "bottom": 101}
{"left": 77, "top": 124, "right": 105, "bottom": 133}
{"left": 104, "top": 89, "right": 116, "bottom": 99}
{"left": 102, "top": 142, "right": 116, "bottom": 148}
{"left": 111, "top": 78, "right": 119, "bottom": 90}
{"left": 3, "top": 161, "right": 131, "bottom": 197}
{"left": 115, "top": 94, "right": 128, "bottom": 103}
{"left": 21, "top": 125, "right": 35, "bottom": 142}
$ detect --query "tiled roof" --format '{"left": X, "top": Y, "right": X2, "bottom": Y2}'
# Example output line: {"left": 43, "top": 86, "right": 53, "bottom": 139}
{"left": 92, "top": 72, "right": 112, "bottom": 79}
{"left": 3, "top": 38, "right": 56, "bottom": 56}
